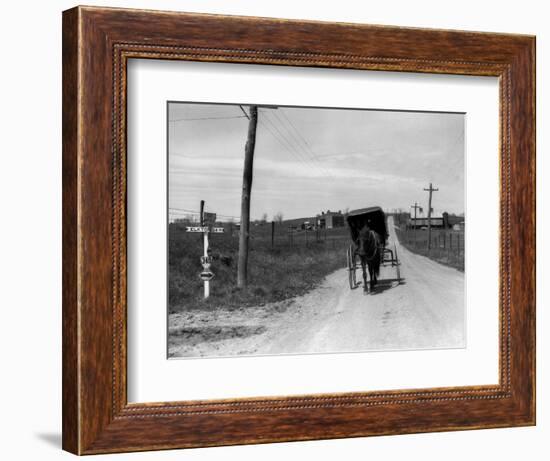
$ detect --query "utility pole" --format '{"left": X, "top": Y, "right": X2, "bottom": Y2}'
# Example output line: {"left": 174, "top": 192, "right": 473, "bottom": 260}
{"left": 410, "top": 202, "right": 421, "bottom": 248}
{"left": 237, "top": 105, "right": 258, "bottom": 288}
{"left": 236, "top": 105, "right": 278, "bottom": 288}
{"left": 423, "top": 183, "right": 439, "bottom": 250}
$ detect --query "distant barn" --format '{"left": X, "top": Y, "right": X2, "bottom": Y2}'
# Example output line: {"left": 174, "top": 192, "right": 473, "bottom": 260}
{"left": 408, "top": 216, "right": 445, "bottom": 229}
{"left": 316, "top": 210, "right": 345, "bottom": 229}
{"left": 408, "top": 211, "right": 449, "bottom": 229}
{"left": 407, "top": 211, "right": 464, "bottom": 229}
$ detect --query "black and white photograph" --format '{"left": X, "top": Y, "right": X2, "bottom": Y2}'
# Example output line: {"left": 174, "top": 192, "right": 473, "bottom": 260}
{"left": 168, "top": 102, "right": 465, "bottom": 358}
{"left": 2, "top": 0, "right": 542, "bottom": 458}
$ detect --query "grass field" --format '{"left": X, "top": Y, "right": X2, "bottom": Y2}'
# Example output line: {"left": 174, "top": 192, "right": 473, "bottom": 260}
{"left": 169, "top": 222, "right": 350, "bottom": 313}
{"left": 394, "top": 225, "right": 465, "bottom": 271}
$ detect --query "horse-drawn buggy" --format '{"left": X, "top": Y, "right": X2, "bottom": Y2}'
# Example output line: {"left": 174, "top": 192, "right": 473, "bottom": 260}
{"left": 346, "top": 207, "right": 401, "bottom": 292}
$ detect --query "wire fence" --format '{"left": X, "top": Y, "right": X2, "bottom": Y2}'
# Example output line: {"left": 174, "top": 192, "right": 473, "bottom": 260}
{"left": 170, "top": 219, "right": 351, "bottom": 252}
{"left": 395, "top": 226, "right": 465, "bottom": 271}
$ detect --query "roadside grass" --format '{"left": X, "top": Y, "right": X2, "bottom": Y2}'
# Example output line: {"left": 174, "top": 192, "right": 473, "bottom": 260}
{"left": 169, "top": 224, "right": 350, "bottom": 313}
{"left": 394, "top": 226, "right": 465, "bottom": 271}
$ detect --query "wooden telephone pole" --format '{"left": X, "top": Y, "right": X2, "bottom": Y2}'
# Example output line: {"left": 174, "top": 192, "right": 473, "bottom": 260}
{"left": 410, "top": 202, "right": 421, "bottom": 248}
{"left": 423, "top": 183, "right": 439, "bottom": 250}
{"left": 237, "top": 106, "right": 258, "bottom": 288}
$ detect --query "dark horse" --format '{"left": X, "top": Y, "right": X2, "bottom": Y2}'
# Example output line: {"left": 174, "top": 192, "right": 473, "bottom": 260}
{"left": 355, "top": 225, "right": 382, "bottom": 293}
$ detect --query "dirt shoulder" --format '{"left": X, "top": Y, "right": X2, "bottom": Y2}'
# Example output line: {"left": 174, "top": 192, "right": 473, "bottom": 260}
{"left": 168, "top": 270, "right": 344, "bottom": 358}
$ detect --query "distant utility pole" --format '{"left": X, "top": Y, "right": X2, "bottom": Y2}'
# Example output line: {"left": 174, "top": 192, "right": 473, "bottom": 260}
{"left": 410, "top": 202, "right": 421, "bottom": 248}
{"left": 423, "top": 183, "right": 439, "bottom": 250}
{"left": 237, "top": 105, "right": 258, "bottom": 288}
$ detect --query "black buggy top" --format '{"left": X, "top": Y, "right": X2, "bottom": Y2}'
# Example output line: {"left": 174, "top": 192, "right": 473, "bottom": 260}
{"left": 346, "top": 206, "right": 389, "bottom": 246}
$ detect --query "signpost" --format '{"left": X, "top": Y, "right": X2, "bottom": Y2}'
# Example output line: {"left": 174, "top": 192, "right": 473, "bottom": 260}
{"left": 185, "top": 200, "right": 224, "bottom": 299}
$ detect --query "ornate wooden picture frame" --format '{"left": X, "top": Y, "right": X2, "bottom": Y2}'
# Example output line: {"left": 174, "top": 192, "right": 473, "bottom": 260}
{"left": 62, "top": 6, "right": 535, "bottom": 455}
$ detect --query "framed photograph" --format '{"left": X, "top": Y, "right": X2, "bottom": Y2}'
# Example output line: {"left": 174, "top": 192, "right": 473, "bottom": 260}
{"left": 62, "top": 6, "right": 535, "bottom": 455}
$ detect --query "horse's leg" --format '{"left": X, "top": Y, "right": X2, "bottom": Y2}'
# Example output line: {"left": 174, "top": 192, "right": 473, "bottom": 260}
{"left": 373, "top": 251, "right": 379, "bottom": 287}
{"left": 361, "top": 258, "right": 368, "bottom": 293}
{"left": 369, "top": 262, "right": 375, "bottom": 292}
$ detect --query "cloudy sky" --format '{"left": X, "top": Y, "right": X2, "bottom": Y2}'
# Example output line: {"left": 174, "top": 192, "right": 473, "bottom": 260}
{"left": 168, "top": 102, "right": 464, "bottom": 222}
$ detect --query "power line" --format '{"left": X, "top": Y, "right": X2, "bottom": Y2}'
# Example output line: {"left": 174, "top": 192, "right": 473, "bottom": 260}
{"left": 275, "top": 109, "right": 335, "bottom": 179}
{"left": 260, "top": 112, "right": 332, "bottom": 180}
{"left": 168, "top": 207, "right": 199, "bottom": 213}
{"left": 276, "top": 113, "right": 335, "bottom": 180}
{"left": 238, "top": 105, "right": 250, "bottom": 120}
{"left": 263, "top": 109, "right": 334, "bottom": 180}
{"left": 169, "top": 207, "right": 240, "bottom": 220}
{"left": 265, "top": 111, "right": 316, "bottom": 169}
{"left": 258, "top": 116, "right": 319, "bottom": 176}
{"left": 169, "top": 115, "right": 247, "bottom": 122}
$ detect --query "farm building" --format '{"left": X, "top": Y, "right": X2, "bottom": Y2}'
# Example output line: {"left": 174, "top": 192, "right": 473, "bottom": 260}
{"left": 408, "top": 216, "right": 445, "bottom": 228}
{"left": 407, "top": 211, "right": 465, "bottom": 229}
{"left": 452, "top": 222, "right": 465, "bottom": 231}
{"left": 408, "top": 212, "right": 449, "bottom": 229}
{"left": 316, "top": 210, "right": 345, "bottom": 229}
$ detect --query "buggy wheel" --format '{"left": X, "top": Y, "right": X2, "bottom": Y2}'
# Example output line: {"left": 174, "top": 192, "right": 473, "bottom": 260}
{"left": 347, "top": 245, "right": 357, "bottom": 289}
{"left": 394, "top": 243, "right": 401, "bottom": 282}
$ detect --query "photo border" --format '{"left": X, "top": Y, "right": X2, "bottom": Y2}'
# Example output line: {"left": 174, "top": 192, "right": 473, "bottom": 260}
{"left": 62, "top": 6, "right": 535, "bottom": 454}
{"left": 165, "top": 99, "right": 468, "bottom": 361}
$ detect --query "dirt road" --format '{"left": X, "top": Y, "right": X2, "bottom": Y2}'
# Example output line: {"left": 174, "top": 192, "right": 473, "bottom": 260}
{"left": 169, "top": 217, "right": 465, "bottom": 358}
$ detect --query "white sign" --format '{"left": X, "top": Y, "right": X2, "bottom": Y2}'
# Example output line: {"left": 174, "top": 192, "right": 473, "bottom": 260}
{"left": 199, "top": 271, "right": 215, "bottom": 282}
{"left": 186, "top": 226, "right": 208, "bottom": 232}
{"left": 211, "top": 227, "right": 225, "bottom": 233}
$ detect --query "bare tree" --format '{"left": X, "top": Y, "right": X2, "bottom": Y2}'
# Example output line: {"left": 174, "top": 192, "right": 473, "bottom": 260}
{"left": 261, "top": 212, "right": 268, "bottom": 224}
{"left": 274, "top": 212, "right": 284, "bottom": 224}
